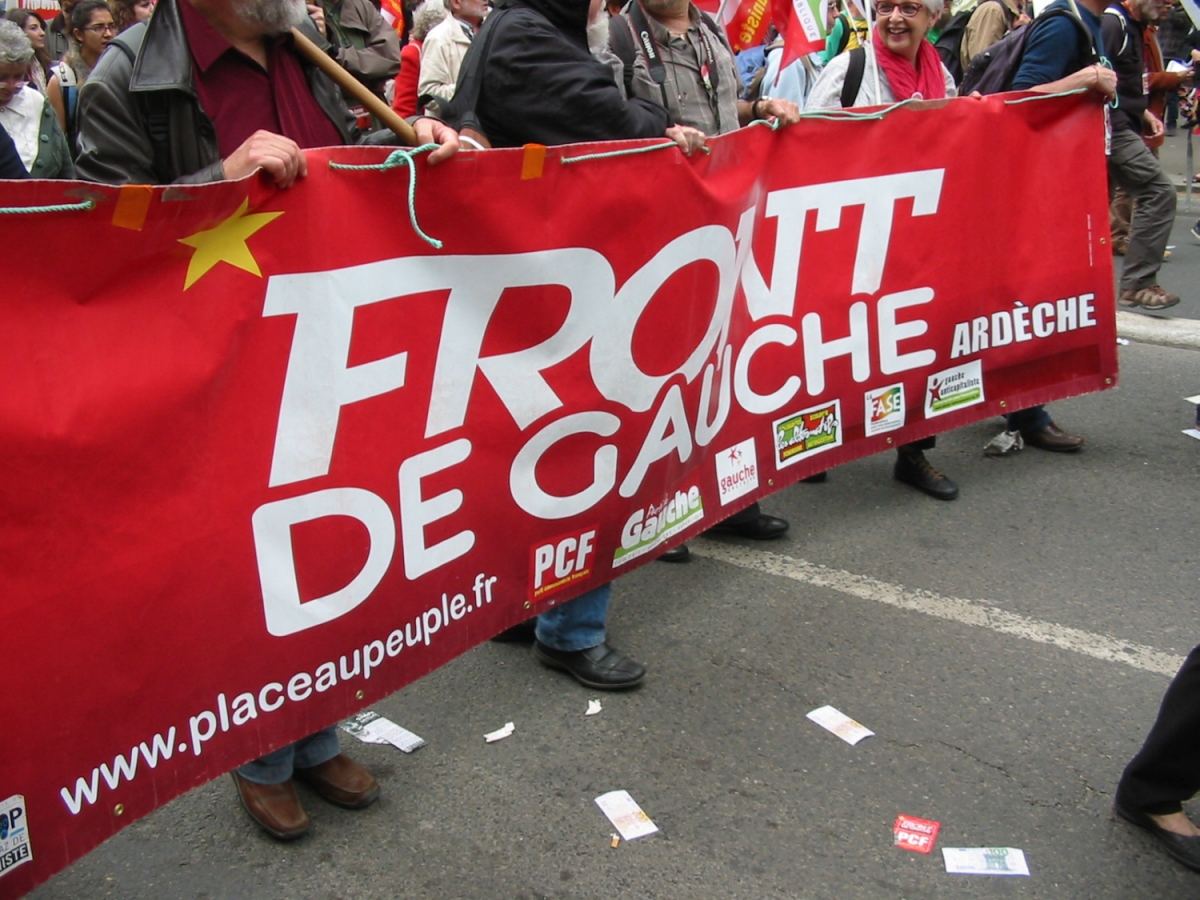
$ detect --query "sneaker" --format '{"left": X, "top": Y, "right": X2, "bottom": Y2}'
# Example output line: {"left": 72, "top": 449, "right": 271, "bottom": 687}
{"left": 1191, "top": 221, "right": 1200, "bottom": 243}
{"left": 1119, "top": 285, "right": 1180, "bottom": 311}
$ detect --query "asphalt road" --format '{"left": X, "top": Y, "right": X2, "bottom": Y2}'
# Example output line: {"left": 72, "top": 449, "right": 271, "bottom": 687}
{"left": 23, "top": 336, "right": 1200, "bottom": 898}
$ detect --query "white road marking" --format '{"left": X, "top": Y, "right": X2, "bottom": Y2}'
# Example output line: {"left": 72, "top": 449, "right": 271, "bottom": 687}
{"left": 691, "top": 541, "right": 1185, "bottom": 677}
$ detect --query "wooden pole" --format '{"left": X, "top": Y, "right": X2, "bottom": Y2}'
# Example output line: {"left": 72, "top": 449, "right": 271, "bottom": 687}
{"left": 290, "top": 26, "right": 420, "bottom": 146}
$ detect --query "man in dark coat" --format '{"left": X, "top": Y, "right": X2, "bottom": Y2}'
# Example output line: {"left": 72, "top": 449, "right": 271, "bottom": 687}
{"left": 469, "top": 0, "right": 693, "bottom": 147}
{"left": 462, "top": 0, "right": 703, "bottom": 688}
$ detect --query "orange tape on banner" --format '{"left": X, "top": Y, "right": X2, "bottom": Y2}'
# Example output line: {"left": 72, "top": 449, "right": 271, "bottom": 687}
{"left": 111, "top": 184, "right": 154, "bottom": 231}
{"left": 521, "top": 144, "right": 547, "bottom": 180}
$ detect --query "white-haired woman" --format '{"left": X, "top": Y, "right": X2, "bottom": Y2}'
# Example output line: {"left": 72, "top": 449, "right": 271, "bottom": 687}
{"left": 391, "top": 0, "right": 448, "bottom": 117}
{"left": 0, "top": 20, "right": 72, "bottom": 178}
{"left": 802, "top": 0, "right": 959, "bottom": 500}
{"left": 806, "top": 0, "right": 955, "bottom": 109}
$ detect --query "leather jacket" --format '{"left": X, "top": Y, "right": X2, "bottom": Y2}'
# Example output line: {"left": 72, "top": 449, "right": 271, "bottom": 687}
{"left": 75, "top": 0, "right": 358, "bottom": 185}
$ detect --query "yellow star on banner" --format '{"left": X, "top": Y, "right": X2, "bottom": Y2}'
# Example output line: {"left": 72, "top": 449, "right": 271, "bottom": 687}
{"left": 177, "top": 198, "right": 284, "bottom": 290}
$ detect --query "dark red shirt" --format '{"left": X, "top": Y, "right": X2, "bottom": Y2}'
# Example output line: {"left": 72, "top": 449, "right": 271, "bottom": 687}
{"left": 179, "top": 0, "right": 343, "bottom": 157}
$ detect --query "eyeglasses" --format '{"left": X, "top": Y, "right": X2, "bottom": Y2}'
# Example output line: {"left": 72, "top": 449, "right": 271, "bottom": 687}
{"left": 875, "top": 2, "right": 925, "bottom": 15}
{"left": 0, "top": 73, "right": 28, "bottom": 86}
{"left": 82, "top": 22, "right": 118, "bottom": 33}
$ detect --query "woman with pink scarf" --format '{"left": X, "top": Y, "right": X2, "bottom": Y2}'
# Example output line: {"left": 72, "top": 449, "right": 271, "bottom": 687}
{"left": 802, "top": 0, "right": 961, "bottom": 502}
{"left": 806, "top": 0, "right": 956, "bottom": 109}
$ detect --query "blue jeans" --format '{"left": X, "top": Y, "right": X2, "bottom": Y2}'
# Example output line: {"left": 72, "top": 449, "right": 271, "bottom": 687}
{"left": 535, "top": 583, "right": 610, "bottom": 652}
{"left": 236, "top": 726, "right": 340, "bottom": 785}
{"left": 1007, "top": 405, "right": 1051, "bottom": 435}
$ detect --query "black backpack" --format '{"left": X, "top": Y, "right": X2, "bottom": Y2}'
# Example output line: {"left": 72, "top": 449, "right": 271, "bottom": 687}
{"left": 959, "top": 5, "right": 1097, "bottom": 94}
{"left": 933, "top": 0, "right": 1000, "bottom": 85}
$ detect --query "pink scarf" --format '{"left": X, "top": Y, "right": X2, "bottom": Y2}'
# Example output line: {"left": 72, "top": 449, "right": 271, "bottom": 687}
{"left": 872, "top": 25, "right": 947, "bottom": 101}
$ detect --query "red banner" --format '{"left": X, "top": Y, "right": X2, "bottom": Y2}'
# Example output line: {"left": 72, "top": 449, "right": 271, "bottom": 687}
{"left": 0, "top": 93, "right": 1115, "bottom": 897}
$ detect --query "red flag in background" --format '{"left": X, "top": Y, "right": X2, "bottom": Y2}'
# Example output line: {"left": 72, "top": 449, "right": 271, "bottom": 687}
{"left": 721, "top": 0, "right": 772, "bottom": 51}
{"left": 379, "top": 0, "right": 405, "bottom": 38}
{"left": 772, "top": 0, "right": 829, "bottom": 67}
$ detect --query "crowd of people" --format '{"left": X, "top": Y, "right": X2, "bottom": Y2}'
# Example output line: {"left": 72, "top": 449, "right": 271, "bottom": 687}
{"left": 1, "top": 0, "right": 1199, "bottom": 877}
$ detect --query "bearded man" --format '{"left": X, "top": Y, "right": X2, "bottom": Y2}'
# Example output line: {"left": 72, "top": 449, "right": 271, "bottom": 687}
{"left": 74, "top": 0, "right": 457, "bottom": 840}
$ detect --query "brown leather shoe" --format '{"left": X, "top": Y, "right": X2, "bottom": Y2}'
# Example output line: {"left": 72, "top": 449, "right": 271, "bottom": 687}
{"left": 294, "top": 754, "right": 380, "bottom": 809}
{"left": 1022, "top": 422, "right": 1084, "bottom": 452}
{"left": 231, "top": 773, "right": 310, "bottom": 840}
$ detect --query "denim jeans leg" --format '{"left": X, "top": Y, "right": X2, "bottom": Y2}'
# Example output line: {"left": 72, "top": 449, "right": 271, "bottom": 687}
{"left": 237, "top": 744, "right": 297, "bottom": 785}
{"left": 536, "top": 583, "right": 611, "bottom": 652}
{"left": 237, "top": 727, "right": 340, "bottom": 783}
{"left": 292, "top": 726, "right": 341, "bottom": 769}
{"left": 1007, "top": 406, "right": 1051, "bottom": 435}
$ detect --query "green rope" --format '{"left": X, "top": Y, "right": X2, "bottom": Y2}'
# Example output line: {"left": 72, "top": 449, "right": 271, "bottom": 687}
{"left": 0, "top": 198, "right": 94, "bottom": 215}
{"left": 747, "top": 116, "right": 782, "bottom": 130}
{"left": 799, "top": 97, "right": 923, "bottom": 122}
{"left": 562, "top": 141, "right": 686, "bottom": 164}
{"left": 329, "top": 144, "right": 443, "bottom": 249}
{"left": 1003, "top": 87, "right": 1087, "bottom": 105}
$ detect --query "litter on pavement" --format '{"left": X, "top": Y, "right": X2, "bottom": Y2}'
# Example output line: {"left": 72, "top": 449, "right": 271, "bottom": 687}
{"left": 484, "top": 721, "right": 515, "bottom": 743}
{"left": 806, "top": 705, "right": 874, "bottom": 745}
{"left": 983, "top": 430, "right": 1024, "bottom": 456}
{"left": 942, "top": 847, "right": 1030, "bottom": 876}
{"left": 893, "top": 815, "right": 940, "bottom": 854}
{"left": 586, "top": 700, "right": 602, "bottom": 716}
{"left": 595, "top": 790, "right": 659, "bottom": 841}
{"left": 340, "top": 712, "right": 426, "bottom": 752}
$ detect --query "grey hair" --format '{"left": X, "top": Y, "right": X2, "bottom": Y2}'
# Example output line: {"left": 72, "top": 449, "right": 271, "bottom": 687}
{"left": 920, "top": 0, "right": 944, "bottom": 15}
{"left": 413, "top": 0, "right": 448, "bottom": 39}
{"left": 0, "top": 19, "right": 34, "bottom": 67}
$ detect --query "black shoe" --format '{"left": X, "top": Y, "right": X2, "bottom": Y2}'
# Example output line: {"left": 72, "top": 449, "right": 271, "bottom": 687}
{"left": 801, "top": 471, "right": 828, "bottom": 483}
{"left": 533, "top": 641, "right": 646, "bottom": 689}
{"left": 1114, "top": 798, "right": 1200, "bottom": 873}
{"left": 491, "top": 618, "right": 536, "bottom": 643}
{"left": 893, "top": 449, "right": 958, "bottom": 501}
{"left": 707, "top": 513, "right": 789, "bottom": 540}
{"left": 657, "top": 544, "right": 690, "bottom": 562}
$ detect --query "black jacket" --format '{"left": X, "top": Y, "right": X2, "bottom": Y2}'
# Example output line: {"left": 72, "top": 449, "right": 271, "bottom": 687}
{"left": 0, "top": 128, "right": 27, "bottom": 179}
{"left": 471, "top": 0, "right": 671, "bottom": 148}
{"left": 75, "top": 0, "right": 358, "bottom": 185}
{"left": 1101, "top": 3, "right": 1147, "bottom": 134}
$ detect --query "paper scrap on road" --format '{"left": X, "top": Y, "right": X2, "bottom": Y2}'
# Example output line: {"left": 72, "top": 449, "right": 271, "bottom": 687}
{"left": 806, "top": 705, "right": 874, "bottom": 745}
{"left": 1183, "top": 429, "right": 1200, "bottom": 441}
{"left": 1116, "top": 338, "right": 1130, "bottom": 345}
{"left": 586, "top": 700, "right": 602, "bottom": 716}
{"left": 595, "top": 790, "right": 659, "bottom": 840}
{"left": 983, "top": 430, "right": 1024, "bottom": 456}
{"left": 942, "top": 847, "right": 1029, "bottom": 876}
{"left": 1184, "top": 394, "right": 1200, "bottom": 404}
{"left": 893, "top": 815, "right": 940, "bottom": 853}
{"left": 484, "top": 722, "right": 515, "bottom": 743}
{"left": 341, "top": 712, "right": 426, "bottom": 752}
{"left": 610, "top": 833, "right": 620, "bottom": 848}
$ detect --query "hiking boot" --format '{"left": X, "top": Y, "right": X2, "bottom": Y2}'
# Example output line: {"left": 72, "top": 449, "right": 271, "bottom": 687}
{"left": 893, "top": 448, "right": 958, "bottom": 501}
{"left": 1119, "top": 285, "right": 1180, "bottom": 311}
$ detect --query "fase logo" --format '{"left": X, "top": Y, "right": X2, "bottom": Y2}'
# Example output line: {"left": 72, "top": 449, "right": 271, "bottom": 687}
{"left": 529, "top": 527, "right": 597, "bottom": 601}
{"left": 864, "top": 384, "right": 905, "bottom": 437}
{"left": 0, "top": 794, "right": 31, "bottom": 877}
{"left": 773, "top": 401, "right": 842, "bottom": 468}
{"left": 925, "top": 359, "right": 984, "bottom": 418}
{"left": 715, "top": 438, "right": 758, "bottom": 506}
